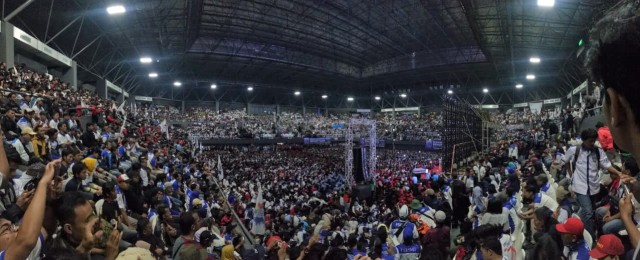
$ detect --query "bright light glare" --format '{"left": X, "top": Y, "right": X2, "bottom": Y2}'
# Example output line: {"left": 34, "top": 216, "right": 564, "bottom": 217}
{"left": 447, "top": 90, "right": 453, "bottom": 94}
{"left": 148, "top": 73, "right": 158, "bottom": 78}
{"left": 173, "top": 81, "right": 181, "bottom": 87}
{"left": 107, "top": 5, "right": 126, "bottom": 15}
{"left": 140, "top": 57, "right": 152, "bottom": 64}
{"left": 483, "top": 88, "right": 489, "bottom": 93}
{"left": 530, "top": 57, "right": 541, "bottom": 63}
{"left": 211, "top": 84, "right": 217, "bottom": 89}
{"left": 347, "top": 97, "right": 354, "bottom": 101}
{"left": 399, "top": 93, "right": 407, "bottom": 98}
{"left": 526, "top": 74, "right": 536, "bottom": 80}
{"left": 537, "top": 0, "right": 554, "bottom": 7}
{"left": 294, "top": 91, "right": 301, "bottom": 96}
{"left": 247, "top": 87, "right": 253, "bottom": 91}
{"left": 374, "top": 96, "right": 381, "bottom": 100}
{"left": 321, "top": 95, "right": 328, "bottom": 99}
{"left": 516, "top": 84, "right": 523, "bottom": 89}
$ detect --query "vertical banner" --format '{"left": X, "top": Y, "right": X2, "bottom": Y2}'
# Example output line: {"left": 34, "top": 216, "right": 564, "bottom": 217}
{"left": 529, "top": 102, "right": 543, "bottom": 114}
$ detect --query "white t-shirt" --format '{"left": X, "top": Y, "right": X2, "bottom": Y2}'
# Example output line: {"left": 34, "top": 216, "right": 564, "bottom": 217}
{"left": 533, "top": 193, "right": 559, "bottom": 211}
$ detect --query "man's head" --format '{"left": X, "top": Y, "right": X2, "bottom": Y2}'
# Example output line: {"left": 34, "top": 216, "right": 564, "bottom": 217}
{"left": 585, "top": 1, "right": 640, "bottom": 157}
{"left": 72, "top": 162, "right": 88, "bottom": 180}
{"left": 556, "top": 217, "right": 585, "bottom": 246}
{"left": 523, "top": 184, "right": 539, "bottom": 200}
{"left": 4, "top": 109, "right": 14, "bottom": 120}
{"left": 623, "top": 156, "right": 640, "bottom": 177}
{"left": 86, "top": 122, "right": 95, "bottom": 132}
{"left": 54, "top": 192, "right": 95, "bottom": 246}
{"left": 20, "top": 127, "right": 36, "bottom": 141}
{"left": 117, "top": 174, "right": 130, "bottom": 190}
{"left": 580, "top": 128, "right": 599, "bottom": 150}
{"left": 58, "top": 121, "right": 68, "bottom": 132}
{"left": 178, "top": 211, "right": 198, "bottom": 236}
{"left": 34, "top": 125, "right": 45, "bottom": 139}
{"left": 535, "top": 174, "right": 548, "bottom": 187}
{"left": 479, "top": 236, "right": 503, "bottom": 260}
{"left": 24, "top": 109, "right": 34, "bottom": 119}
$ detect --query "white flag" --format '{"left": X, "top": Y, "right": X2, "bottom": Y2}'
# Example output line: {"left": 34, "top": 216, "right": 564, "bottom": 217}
{"left": 217, "top": 155, "right": 224, "bottom": 180}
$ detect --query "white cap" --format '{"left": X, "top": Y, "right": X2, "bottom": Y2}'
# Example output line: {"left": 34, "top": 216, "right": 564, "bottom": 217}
{"left": 435, "top": 211, "right": 446, "bottom": 222}
{"left": 399, "top": 205, "right": 409, "bottom": 218}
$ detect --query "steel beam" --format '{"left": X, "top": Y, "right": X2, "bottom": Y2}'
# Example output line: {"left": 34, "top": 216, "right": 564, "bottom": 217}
{"left": 4, "top": 0, "right": 34, "bottom": 22}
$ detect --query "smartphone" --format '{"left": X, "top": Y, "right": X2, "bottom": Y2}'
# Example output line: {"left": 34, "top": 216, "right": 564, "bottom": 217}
{"left": 624, "top": 185, "right": 637, "bottom": 207}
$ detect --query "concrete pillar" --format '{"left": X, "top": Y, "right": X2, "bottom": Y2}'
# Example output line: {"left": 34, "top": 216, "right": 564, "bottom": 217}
{"left": 62, "top": 61, "right": 77, "bottom": 90}
{"left": 116, "top": 92, "right": 125, "bottom": 105}
{"left": 246, "top": 102, "right": 250, "bottom": 114}
{"left": 215, "top": 101, "right": 219, "bottom": 113}
{"left": 0, "top": 22, "right": 15, "bottom": 66}
{"left": 96, "top": 79, "right": 107, "bottom": 100}
{"left": 181, "top": 100, "right": 185, "bottom": 113}
{"left": 302, "top": 106, "right": 306, "bottom": 115}
{"left": 276, "top": 104, "right": 280, "bottom": 115}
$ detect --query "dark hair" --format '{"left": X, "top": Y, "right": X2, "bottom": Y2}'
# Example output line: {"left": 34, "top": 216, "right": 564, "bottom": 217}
{"left": 3, "top": 143, "right": 21, "bottom": 164}
{"left": 534, "top": 206, "right": 558, "bottom": 233}
{"left": 178, "top": 211, "right": 195, "bottom": 235}
{"left": 487, "top": 196, "right": 505, "bottom": 214}
{"left": 531, "top": 234, "right": 561, "bottom": 260}
{"left": 54, "top": 191, "right": 89, "bottom": 225}
{"left": 524, "top": 184, "right": 540, "bottom": 194}
{"left": 480, "top": 236, "right": 502, "bottom": 256}
{"left": 580, "top": 128, "right": 598, "bottom": 141}
{"left": 624, "top": 156, "right": 640, "bottom": 176}
{"left": 61, "top": 148, "right": 75, "bottom": 158}
{"left": 137, "top": 218, "right": 150, "bottom": 234}
{"left": 585, "top": 1, "right": 640, "bottom": 127}
{"left": 46, "top": 128, "right": 58, "bottom": 138}
{"left": 72, "top": 163, "right": 87, "bottom": 177}
{"left": 157, "top": 204, "right": 168, "bottom": 221}
{"left": 57, "top": 121, "right": 68, "bottom": 130}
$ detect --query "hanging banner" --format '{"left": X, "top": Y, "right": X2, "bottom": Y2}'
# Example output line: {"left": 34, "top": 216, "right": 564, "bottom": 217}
{"left": 529, "top": 102, "right": 543, "bottom": 114}
{"left": 513, "top": 103, "right": 528, "bottom": 108}
{"left": 543, "top": 98, "right": 561, "bottom": 104}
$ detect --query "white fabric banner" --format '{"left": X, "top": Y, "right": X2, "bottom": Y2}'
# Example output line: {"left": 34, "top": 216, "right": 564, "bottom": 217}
{"left": 529, "top": 102, "right": 543, "bottom": 114}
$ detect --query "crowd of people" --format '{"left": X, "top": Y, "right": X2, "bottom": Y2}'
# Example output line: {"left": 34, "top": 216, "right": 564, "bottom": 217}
{"left": 0, "top": 1, "right": 637, "bottom": 260}
{"left": 142, "top": 105, "right": 441, "bottom": 141}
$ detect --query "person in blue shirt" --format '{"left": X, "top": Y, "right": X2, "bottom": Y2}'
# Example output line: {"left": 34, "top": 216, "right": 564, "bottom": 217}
{"left": 395, "top": 231, "right": 421, "bottom": 260}
{"left": 556, "top": 217, "right": 590, "bottom": 260}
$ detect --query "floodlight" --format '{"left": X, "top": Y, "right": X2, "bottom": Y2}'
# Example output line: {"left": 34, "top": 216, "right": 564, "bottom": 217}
{"left": 211, "top": 84, "right": 217, "bottom": 89}
{"left": 148, "top": 73, "right": 158, "bottom": 78}
{"left": 537, "top": 0, "right": 554, "bottom": 7}
{"left": 173, "top": 81, "right": 181, "bottom": 87}
{"left": 399, "top": 93, "right": 407, "bottom": 98}
{"left": 321, "top": 95, "right": 328, "bottom": 99}
{"left": 247, "top": 87, "right": 253, "bottom": 91}
{"left": 347, "top": 97, "right": 354, "bottom": 101}
{"left": 515, "top": 84, "right": 523, "bottom": 89}
{"left": 107, "top": 5, "right": 126, "bottom": 15}
{"left": 140, "top": 57, "right": 152, "bottom": 64}
{"left": 526, "top": 74, "right": 536, "bottom": 80}
{"left": 374, "top": 96, "right": 381, "bottom": 100}
{"left": 294, "top": 91, "right": 301, "bottom": 96}
{"left": 447, "top": 90, "right": 453, "bottom": 94}
{"left": 483, "top": 88, "right": 489, "bottom": 93}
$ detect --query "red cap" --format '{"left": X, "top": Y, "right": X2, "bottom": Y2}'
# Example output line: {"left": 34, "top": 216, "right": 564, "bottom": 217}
{"left": 555, "top": 217, "right": 584, "bottom": 235}
{"left": 589, "top": 234, "right": 624, "bottom": 258}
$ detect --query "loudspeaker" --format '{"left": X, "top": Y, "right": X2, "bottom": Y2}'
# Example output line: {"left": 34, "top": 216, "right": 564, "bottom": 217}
{"left": 353, "top": 184, "right": 372, "bottom": 200}
{"left": 353, "top": 148, "right": 365, "bottom": 183}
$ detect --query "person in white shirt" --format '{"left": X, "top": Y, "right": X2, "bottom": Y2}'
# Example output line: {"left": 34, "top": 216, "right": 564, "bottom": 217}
{"left": 560, "top": 128, "right": 620, "bottom": 236}
{"left": 48, "top": 112, "right": 60, "bottom": 130}
{"left": 536, "top": 174, "right": 556, "bottom": 203}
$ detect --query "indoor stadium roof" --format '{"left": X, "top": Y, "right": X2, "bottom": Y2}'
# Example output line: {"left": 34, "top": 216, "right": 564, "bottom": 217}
{"left": 3, "top": 0, "right": 620, "bottom": 107}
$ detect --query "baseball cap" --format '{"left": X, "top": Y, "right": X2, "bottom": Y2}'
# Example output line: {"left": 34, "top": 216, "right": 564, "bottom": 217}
{"left": 117, "top": 174, "right": 130, "bottom": 183}
{"left": 435, "top": 211, "right": 446, "bottom": 222}
{"left": 555, "top": 217, "right": 584, "bottom": 236}
{"left": 192, "top": 198, "right": 203, "bottom": 207}
{"left": 21, "top": 127, "right": 36, "bottom": 135}
{"left": 589, "top": 234, "right": 624, "bottom": 258}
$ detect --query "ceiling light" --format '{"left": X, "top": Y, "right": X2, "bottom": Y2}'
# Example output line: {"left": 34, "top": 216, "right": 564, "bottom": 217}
{"left": 294, "top": 91, "right": 301, "bottom": 96}
{"left": 526, "top": 74, "right": 536, "bottom": 80}
{"left": 374, "top": 96, "right": 381, "bottom": 100}
{"left": 483, "top": 88, "right": 489, "bottom": 93}
{"left": 107, "top": 5, "right": 126, "bottom": 15}
{"left": 530, "top": 57, "right": 541, "bottom": 63}
{"left": 399, "top": 93, "right": 407, "bottom": 98}
{"left": 173, "top": 81, "right": 181, "bottom": 87}
{"left": 247, "top": 87, "right": 253, "bottom": 91}
{"left": 515, "top": 84, "right": 523, "bottom": 89}
{"left": 148, "top": 73, "right": 158, "bottom": 78}
{"left": 447, "top": 90, "right": 453, "bottom": 94}
{"left": 347, "top": 97, "right": 354, "bottom": 102}
{"left": 537, "top": 0, "right": 554, "bottom": 7}
{"left": 140, "top": 57, "right": 152, "bottom": 64}
{"left": 321, "top": 95, "right": 328, "bottom": 99}
{"left": 211, "top": 84, "right": 217, "bottom": 89}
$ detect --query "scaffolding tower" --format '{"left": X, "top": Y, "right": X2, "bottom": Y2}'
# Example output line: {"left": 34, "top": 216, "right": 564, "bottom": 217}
{"left": 345, "top": 118, "right": 377, "bottom": 186}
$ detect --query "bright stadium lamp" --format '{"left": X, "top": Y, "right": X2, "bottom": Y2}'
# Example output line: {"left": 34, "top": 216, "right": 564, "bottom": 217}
{"left": 447, "top": 90, "right": 453, "bottom": 94}
{"left": 107, "top": 5, "right": 126, "bottom": 15}
{"left": 537, "top": 0, "right": 554, "bottom": 7}
{"left": 347, "top": 97, "right": 354, "bottom": 102}
{"left": 148, "top": 73, "right": 158, "bottom": 78}
{"left": 247, "top": 87, "right": 253, "bottom": 92}
{"left": 516, "top": 84, "right": 523, "bottom": 89}
{"left": 526, "top": 74, "right": 536, "bottom": 80}
{"left": 530, "top": 57, "right": 541, "bottom": 63}
{"left": 140, "top": 57, "right": 153, "bottom": 64}
{"left": 321, "top": 95, "right": 328, "bottom": 99}
{"left": 211, "top": 84, "right": 217, "bottom": 89}
{"left": 294, "top": 91, "right": 301, "bottom": 96}
{"left": 399, "top": 93, "right": 407, "bottom": 98}
{"left": 483, "top": 88, "right": 489, "bottom": 93}
{"left": 374, "top": 96, "right": 381, "bottom": 101}
{"left": 173, "top": 81, "right": 181, "bottom": 87}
